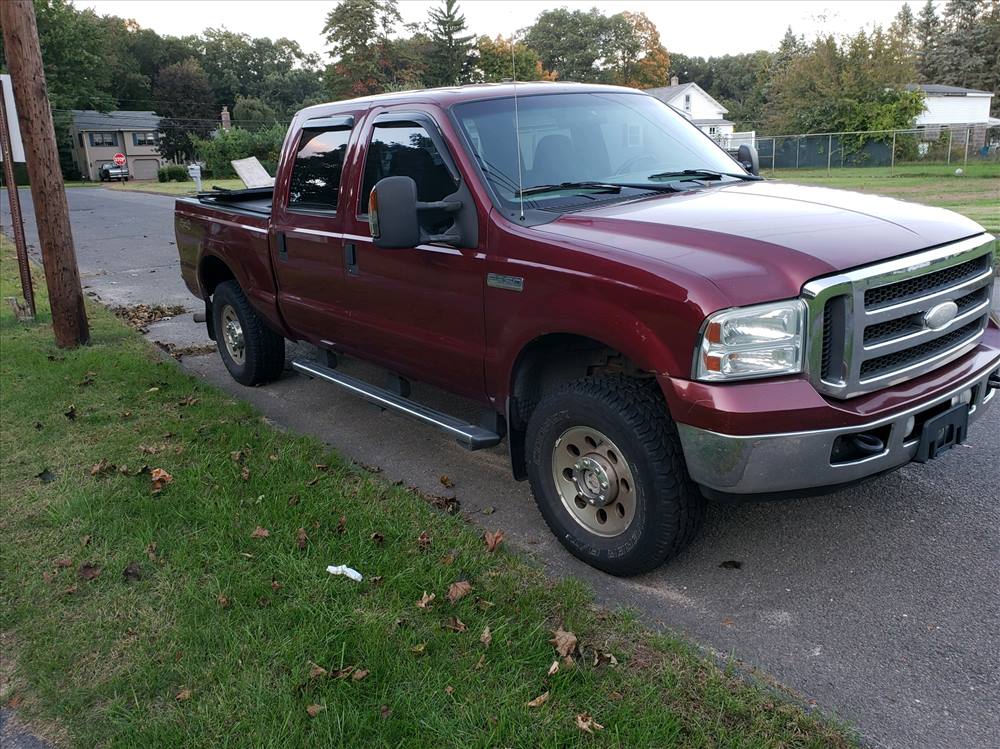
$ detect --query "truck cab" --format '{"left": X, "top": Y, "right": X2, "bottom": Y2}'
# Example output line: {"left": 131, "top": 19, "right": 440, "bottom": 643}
{"left": 175, "top": 82, "right": 999, "bottom": 576}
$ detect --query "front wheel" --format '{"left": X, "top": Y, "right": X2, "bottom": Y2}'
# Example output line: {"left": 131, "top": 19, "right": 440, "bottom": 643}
{"left": 525, "top": 375, "right": 705, "bottom": 576}
{"left": 212, "top": 280, "right": 285, "bottom": 386}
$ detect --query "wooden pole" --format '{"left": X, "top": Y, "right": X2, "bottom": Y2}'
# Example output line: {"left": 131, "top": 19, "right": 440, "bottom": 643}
{"left": 0, "top": 0, "right": 89, "bottom": 347}
{"left": 0, "top": 75, "right": 35, "bottom": 318}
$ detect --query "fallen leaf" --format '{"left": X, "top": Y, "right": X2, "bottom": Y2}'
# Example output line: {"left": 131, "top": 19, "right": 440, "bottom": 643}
{"left": 447, "top": 580, "right": 472, "bottom": 604}
{"left": 481, "top": 506, "right": 495, "bottom": 515}
{"left": 475, "top": 597, "right": 495, "bottom": 611}
{"left": 122, "top": 561, "right": 141, "bottom": 582}
{"left": 379, "top": 704, "right": 391, "bottom": 719}
{"left": 241, "top": 466, "right": 250, "bottom": 481}
{"left": 179, "top": 395, "right": 200, "bottom": 407}
{"left": 484, "top": 530, "right": 505, "bottom": 553}
{"left": 305, "top": 476, "right": 320, "bottom": 486}
{"left": 439, "top": 474, "right": 455, "bottom": 488}
{"left": 442, "top": 616, "right": 466, "bottom": 633}
{"left": 80, "top": 535, "right": 91, "bottom": 547}
{"left": 90, "top": 459, "right": 116, "bottom": 476}
{"left": 175, "top": 689, "right": 192, "bottom": 702}
{"left": 609, "top": 690, "right": 624, "bottom": 701}
{"left": 561, "top": 655, "right": 575, "bottom": 669}
{"left": 369, "top": 576, "right": 383, "bottom": 586}
{"left": 64, "top": 405, "right": 76, "bottom": 420}
{"left": 268, "top": 453, "right": 279, "bottom": 462}
{"left": 721, "top": 617, "right": 735, "bottom": 627}
{"left": 575, "top": 712, "right": 604, "bottom": 733}
{"left": 287, "top": 495, "right": 300, "bottom": 507}
{"left": 370, "top": 532, "right": 384, "bottom": 545}
{"left": 42, "top": 571, "right": 54, "bottom": 584}
{"left": 271, "top": 579, "right": 283, "bottom": 591}
{"left": 352, "top": 669, "right": 369, "bottom": 682}
{"left": 314, "top": 464, "right": 328, "bottom": 472}
{"left": 474, "top": 654, "right": 486, "bottom": 670}
{"left": 55, "top": 557, "right": 72, "bottom": 568}
{"left": 146, "top": 387, "right": 160, "bottom": 393}
{"left": 527, "top": 691, "right": 550, "bottom": 708}
{"left": 440, "top": 552, "right": 456, "bottom": 566}
{"left": 547, "top": 660, "right": 559, "bottom": 677}
{"left": 592, "top": 650, "right": 618, "bottom": 667}
{"left": 308, "top": 663, "right": 328, "bottom": 679}
{"left": 410, "top": 643, "right": 426, "bottom": 655}
{"left": 444, "top": 685, "right": 454, "bottom": 695}
{"left": 336, "top": 515, "right": 346, "bottom": 534}
{"left": 150, "top": 468, "right": 173, "bottom": 494}
{"left": 306, "top": 704, "right": 325, "bottom": 717}
{"left": 480, "top": 626, "right": 492, "bottom": 648}
{"left": 217, "top": 593, "right": 231, "bottom": 609}
{"left": 550, "top": 628, "right": 577, "bottom": 658}
{"left": 416, "top": 592, "right": 436, "bottom": 609}
{"left": 78, "top": 563, "right": 102, "bottom": 581}
{"left": 35, "top": 468, "right": 57, "bottom": 484}
{"left": 62, "top": 585, "right": 77, "bottom": 595}
{"left": 146, "top": 541, "right": 158, "bottom": 562}
{"left": 250, "top": 526, "right": 270, "bottom": 539}
{"left": 230, "top": 449, "right": 247, "bottom": 463}
{"left": 332, "top": 666, "right": 356, "bottom": 679}
{"left": 417, "top": 531, "right": 431, "bottom": 550}
{"left": 295, "top": 528, "right": 308, "bottom": 550}
{"left": 120, "top": 410, "right": 132, "bottom": 419}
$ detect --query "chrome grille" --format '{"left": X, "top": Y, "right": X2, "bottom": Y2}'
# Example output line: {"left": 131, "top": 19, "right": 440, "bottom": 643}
{"left": 805, "top": 235, "right": 996, "bottom": 399}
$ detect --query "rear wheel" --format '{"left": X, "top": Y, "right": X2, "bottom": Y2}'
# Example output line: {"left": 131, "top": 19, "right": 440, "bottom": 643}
{"left": 212, "top": 280, "right": 285, "bottom": 386}
{"left": 525, "top": 375, "right": 705, "bottom": 576}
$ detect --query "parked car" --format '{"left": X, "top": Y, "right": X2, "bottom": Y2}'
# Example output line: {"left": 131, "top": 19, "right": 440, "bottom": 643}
{"left": 99, "top": 162, "right": 129, "bottom": 182}
{"left": 175, "top": 83, "right": 999, "bottom": 576}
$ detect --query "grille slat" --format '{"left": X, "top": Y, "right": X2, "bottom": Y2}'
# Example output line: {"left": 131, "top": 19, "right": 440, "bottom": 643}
{"left": 859, "top": 320, "right": 982, "bottom": 380}
{"left": 864, "top": 254, "right": 991, "bottom": 310}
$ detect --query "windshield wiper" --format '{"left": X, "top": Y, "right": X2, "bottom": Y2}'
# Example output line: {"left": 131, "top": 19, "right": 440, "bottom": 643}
{"left": 646, "top": 169, "right": 762, "bottom": 182}
{"left": 515, "top": 181, "right": 623, "bottom": 197}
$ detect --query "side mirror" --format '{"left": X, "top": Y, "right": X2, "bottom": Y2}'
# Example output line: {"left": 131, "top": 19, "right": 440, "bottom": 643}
{"left": 737, "top": 144, "right": 760, "bottom": 176}
{"left": 369, "top": 176, "right": 421, "bottom": 249}
{"left": 368, "top": 176, "right": 465, "bottom": 249}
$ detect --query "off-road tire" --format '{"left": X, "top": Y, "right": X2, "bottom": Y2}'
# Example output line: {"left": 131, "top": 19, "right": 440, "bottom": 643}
{"left": 525, "top": 374, "right": 705, "bottom": 576}
{"left": 212, "top": 280, "right": 285, "bottom": 386}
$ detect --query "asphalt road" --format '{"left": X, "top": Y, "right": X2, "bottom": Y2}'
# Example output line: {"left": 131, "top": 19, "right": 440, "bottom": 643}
{"left": 4, "top": 186, "right": 999, "bottom": 749}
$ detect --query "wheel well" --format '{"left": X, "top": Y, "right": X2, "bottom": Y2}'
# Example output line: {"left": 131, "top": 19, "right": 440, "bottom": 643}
{"left": 200, "top": 255, "right": 235, "bottom": 297}
{"left": 507, "top": 334, "right": 653, "bottom": 480}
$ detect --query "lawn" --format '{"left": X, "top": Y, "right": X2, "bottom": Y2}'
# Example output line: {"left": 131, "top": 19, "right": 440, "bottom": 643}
{"left": 0, "top": 236, "right": 855, "bottom": 747}
{"left": 771, "top": 162, "right": 1000, "bottom": 234}
{"left": 104, "top": 178, "right": 248, "bottom": 196}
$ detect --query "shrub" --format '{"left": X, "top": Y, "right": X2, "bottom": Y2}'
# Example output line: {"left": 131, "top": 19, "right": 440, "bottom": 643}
{"left": 157, "top": 167, "right": 169, "bottom": 183}
{"left": 191, "top": 125, "right": 286, "bottom": 179}
{"left": 157, "top": 164, "right": 190, "bottom": 182}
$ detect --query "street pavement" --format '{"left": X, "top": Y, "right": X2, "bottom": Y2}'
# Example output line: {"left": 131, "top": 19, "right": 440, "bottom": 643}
{"left": 3, "top": 186, "right": 999, "bottom": 749}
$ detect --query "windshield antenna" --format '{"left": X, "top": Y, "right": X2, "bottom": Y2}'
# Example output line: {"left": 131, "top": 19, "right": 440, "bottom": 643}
{"left": 510, "top": 39, "right": 525, "bottom": 220}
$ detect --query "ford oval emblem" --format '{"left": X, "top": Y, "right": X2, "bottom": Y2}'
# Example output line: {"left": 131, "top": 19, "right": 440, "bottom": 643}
{"left": 923, "top": 301, "right": 959, "bottom": 330}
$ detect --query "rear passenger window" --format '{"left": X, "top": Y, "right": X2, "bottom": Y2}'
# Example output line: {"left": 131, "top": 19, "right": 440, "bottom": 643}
{"left": 288, "top": 128, "right": 351, "bottom": 211}
{"left": 361, "top": 122, "right": 457, "bottom": 209}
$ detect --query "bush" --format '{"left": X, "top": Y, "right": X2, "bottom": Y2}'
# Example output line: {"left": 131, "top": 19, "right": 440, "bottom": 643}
{"left": 191, "top": 125, "right": 286, "bottom": 179}
{"left": 157, "top": 167, "right": 169, "bottom": 183}
{"left": 158, "top": 164, "right": 190, "bottom": 182}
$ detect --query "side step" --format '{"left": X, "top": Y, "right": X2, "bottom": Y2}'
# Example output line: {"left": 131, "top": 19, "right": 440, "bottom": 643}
{"left": 291, "top": 359, "right": 502, "bottom": 451}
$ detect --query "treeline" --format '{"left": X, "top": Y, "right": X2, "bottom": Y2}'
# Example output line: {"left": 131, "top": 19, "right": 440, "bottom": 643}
{"left": 1, "top": 0, "right": 996, "bottom": 178}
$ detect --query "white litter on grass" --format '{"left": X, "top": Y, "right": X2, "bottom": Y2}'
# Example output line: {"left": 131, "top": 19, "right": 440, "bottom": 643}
{"left": 326, "top": 564, "right": 363, "bottom": 582}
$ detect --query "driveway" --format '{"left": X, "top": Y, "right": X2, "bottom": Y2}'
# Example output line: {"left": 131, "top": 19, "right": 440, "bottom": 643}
{"left": 4, "top": 186, "right": 1000, "bottom": 749}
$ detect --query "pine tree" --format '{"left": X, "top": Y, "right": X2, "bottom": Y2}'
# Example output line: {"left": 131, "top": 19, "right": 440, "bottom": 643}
{"left": 915, "top": 0, "right": 940, "bottom": 82}
{"left": 890, "top": 3, "right": 917, "bottom": 63}
{"left": 427, "top": 0, "right": 474, "bottom": 87}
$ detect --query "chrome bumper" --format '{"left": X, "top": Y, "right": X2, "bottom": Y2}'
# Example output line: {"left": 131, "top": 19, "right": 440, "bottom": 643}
{"left": 676, "top": 361, "right": 999, "bottom": 495}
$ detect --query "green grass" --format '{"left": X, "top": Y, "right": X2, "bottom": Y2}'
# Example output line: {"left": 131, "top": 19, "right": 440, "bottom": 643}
{"left": 771, "top": 162, "right": 1000, "bottom": 234}
{"left": 0, "top": 237, "right": 856, "bottom": 748}
{"left": 103, "top": 178, "right": 248, "bottom": 196}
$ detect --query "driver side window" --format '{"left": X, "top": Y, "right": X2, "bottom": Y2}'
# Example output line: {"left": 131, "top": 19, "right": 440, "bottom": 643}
{"left": 360, "top": 122, "right": 457, "bottom": 207}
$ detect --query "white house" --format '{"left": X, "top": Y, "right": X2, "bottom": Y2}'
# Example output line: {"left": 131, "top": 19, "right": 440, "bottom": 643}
{"left": 906, "top": 84, "right": 997, "bottom": 129}
{"left": 644, "top": 76, "right": 755, "bottom": 149}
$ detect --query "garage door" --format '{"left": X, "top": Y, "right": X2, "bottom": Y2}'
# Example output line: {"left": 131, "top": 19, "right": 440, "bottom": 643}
{"left": 131, "top": 158, "right": 159, "bottom": 180}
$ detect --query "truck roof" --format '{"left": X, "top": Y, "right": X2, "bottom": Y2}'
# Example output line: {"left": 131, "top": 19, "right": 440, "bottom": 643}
{"left": 295, "top": 81, "right": 642, "bottom": 119}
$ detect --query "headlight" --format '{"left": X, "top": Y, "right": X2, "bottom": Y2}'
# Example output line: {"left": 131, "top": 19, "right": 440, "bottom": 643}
{"left": 695, "top": 300, "right": 807, "bottom": 381}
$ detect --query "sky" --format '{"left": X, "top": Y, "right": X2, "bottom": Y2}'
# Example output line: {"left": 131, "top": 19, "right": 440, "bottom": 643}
{"left": 76, "top": 0, "right": 920, "bottom": 61}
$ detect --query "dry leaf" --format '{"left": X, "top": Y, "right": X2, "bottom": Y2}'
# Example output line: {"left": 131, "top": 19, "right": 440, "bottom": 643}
{"left": 474, "top": 654, "right": 486, "bottom": 670}
{"left": 351, "top": 669, "right": 369, "bottom": 682}
{"left": 80, "top": 535, "right": 91, "bottom": 547}
{"left": 308, "top": 662, "right": 327, "bottom": 679}
{"left": 410, "top": 643, "right": 426, "bottom": 655}
{"left": 370, "top": 532, "right": 384, "bottom": 545}
{"left": 230, "top": 449, "right": 246, "bottom": 463}
{"left": 306, "top": 704, "right": 325, "bottom": 717}
{"left": 62, "top": 585, "right": 78, "bottom": 595}
{"left": 332, "top": 666, "right": 356, "bottom": 679}
{"left": 217, "top": 593, "right": 231, "bottom": 609}
{"left": 90, "top": 459, "right": 115, "bottom": 476}
{"left": 442, "top": 616, "right": 466, "bottom": 633}
{"left": 146, "top": 541, "right": 158, "bottom": 562}
{"left": 287, "top": 494, "right": 300, "bottom": 506}
{"left": 480, "top": 626, "right": 492, "bottom": 648}
{"left": 150, "top": 468, "right": 173, "bottom": 494}
{"left": 78, "top": 563, "right": 102, "bottom": 581}
{"left": 416, "top": 592, "right": 436, "bottom": 609}
{"left": 122, "top": 561, "right": 141, "bottom": 582}
{"left": 370, "top": 576, "right": 384, "bottom": 586}
{"left": 336, "top": 515, "right": 347, "bottom": 534}
{"left": 314, "top": 463, "right": 328, "bottom": 472}
{"left": 439, "top": 474, "right": 455, "bottom": 488}
{"left": 550, "top": 628, "right": 577, "bottom": 658}
{"left": 721, "top": 617, "right": 735, "bottom": 627}
{"left": 447, "top": 580, "right": 472, "bottom": 604}
{"left": 42, "top": 571, "right": 54, "bottom": 584}
{"left": 609, "top": 690, "right": 624, "bottom": 701}
{"left": 379, "top": 704, "right": 391, "bottom": 719}
{"left": 55, "top": 556, "right": 72, "bottom": 568}
{"left": 561, "top": 655, "right": 575, "bottom": 669}
{"left": 417, "top": 531, "right": 431, "bottom": 550}
{"left": 64, "top": 405, "right": 76, "bottom": 420}
{"left": 484, "top": 530, "right": 505, "bottom": 553}
{"left": 296, "top": 527, "right": 308, "bottom": 550}
{"left": 444, "top": 685, "right": 454, "bottom": 695}
{"left": 547, "top": 660, "right": 559, "bottom": 677}
{"left": 271, "top": 579, "right": 283, "bottom": 591}
{"left": 527, "top": 691, "right": 550, "bottom": 708}
{"left": 575, "top": 713, "right": 604, "bottom": 733}
{"left": 305, "top": 476, "right": 320, "bottom": 486}
{"left": 250, "top": 526, "right": 270, "bottom": 539}
{"left": 241, "top": 466, "right": 250, "bottom": 481}
{"left": 175, "top": 689, "right": 192, "bottom": 702}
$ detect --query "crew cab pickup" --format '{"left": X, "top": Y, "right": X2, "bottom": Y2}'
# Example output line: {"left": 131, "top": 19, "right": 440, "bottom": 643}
{"left": 175, "top": 82, "right": 999, "bottom": 576}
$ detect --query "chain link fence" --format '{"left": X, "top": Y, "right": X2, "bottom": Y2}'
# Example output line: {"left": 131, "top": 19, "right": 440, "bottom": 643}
{"left": 719, "top": 124, "right": 1000, "bottom": 175}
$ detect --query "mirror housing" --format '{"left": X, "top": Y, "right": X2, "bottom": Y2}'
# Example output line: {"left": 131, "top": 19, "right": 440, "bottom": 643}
{"left": 737, "top": 144, "right": 760, "bottom": 176}
{"left": 369, "top": 176, "right": 421, "bottom": 249}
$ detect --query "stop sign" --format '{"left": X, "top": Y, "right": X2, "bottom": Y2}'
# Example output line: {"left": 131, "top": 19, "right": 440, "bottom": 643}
{"left": 113, "top": 152, "right": 126, "bottom": 166}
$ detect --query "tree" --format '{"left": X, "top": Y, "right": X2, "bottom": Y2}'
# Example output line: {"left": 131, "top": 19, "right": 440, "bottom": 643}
{"left": 889, "top": 3, "right": 917, "bottom": 63}
{"left": 522, "top": 8, "right": 611, "bottom": 81}
{"left": 154, "top": 59, "right": 216, "bottom": 161}
{"left": 470, "top": 35, "right": 549, "bottom": 82}
{"left": 322, "top": 0, "right": 403, "bottom": 97}
{"left": 233, "top": 96, "right": 278, "bottom": 130}
{"left": 604, "top": 12, "right": 670, "bottom": 88}
{"left": 915, "top": 0, "right": 941, "bottom": 82}
{"left": 427, "top": 0, "right": 474, "bottom": 86}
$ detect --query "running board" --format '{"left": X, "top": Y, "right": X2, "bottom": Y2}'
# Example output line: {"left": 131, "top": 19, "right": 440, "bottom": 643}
{"left": 291, "top": 359, "right": 502, "bottom": 450}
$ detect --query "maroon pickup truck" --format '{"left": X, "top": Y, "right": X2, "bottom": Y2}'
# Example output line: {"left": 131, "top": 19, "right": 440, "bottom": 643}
{"left": 176, "top": 82, "right": 999, "bottom": 575}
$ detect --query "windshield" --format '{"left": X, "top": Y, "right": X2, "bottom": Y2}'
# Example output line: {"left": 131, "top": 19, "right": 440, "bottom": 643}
{"left": 452, "top": 92, "right": 747, "bottom": 209}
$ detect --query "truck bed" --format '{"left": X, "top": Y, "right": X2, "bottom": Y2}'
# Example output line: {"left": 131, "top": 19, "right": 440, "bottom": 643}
{"left": 193, "top": 186, "right": 273, "bottom": 216}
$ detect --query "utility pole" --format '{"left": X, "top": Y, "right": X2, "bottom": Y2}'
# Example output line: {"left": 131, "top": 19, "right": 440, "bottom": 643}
{"left": 1, "top": 0, "right": 89, "bottom": 347}
{"left": 0, "top": 76, "right": 35, "bottom": 319}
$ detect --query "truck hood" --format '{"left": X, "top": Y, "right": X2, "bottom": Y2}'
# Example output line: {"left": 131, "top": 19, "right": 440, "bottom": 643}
{"left": 534, "top": 180, "right": 986, "bottom": 306}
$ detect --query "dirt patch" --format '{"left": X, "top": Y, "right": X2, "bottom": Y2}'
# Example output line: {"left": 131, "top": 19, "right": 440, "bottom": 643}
{"left": 111, "top": 303, "right": 187, "bottom": 331}
{"left": 154, "top": 341, "right": 216, "bottom": 360}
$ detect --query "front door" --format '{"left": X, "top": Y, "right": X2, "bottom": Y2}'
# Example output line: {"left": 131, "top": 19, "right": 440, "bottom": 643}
{"left": 340, "top": 110, "right": 487, "bottom": 400}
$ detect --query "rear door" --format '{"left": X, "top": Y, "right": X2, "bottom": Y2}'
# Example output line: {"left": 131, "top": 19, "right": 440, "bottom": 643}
{"left": 270, "top": 114, "right": 359, "bottom": 344}
{"left": 339, "top": 108, "right": 488, "bottom": 399}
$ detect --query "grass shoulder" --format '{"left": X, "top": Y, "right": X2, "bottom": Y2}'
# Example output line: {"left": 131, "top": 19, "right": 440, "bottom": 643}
{"left": 0, "top": 237, "right": 857, "bottom": 748}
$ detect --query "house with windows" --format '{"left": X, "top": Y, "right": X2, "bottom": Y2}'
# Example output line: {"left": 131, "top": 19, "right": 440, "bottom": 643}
{"left": 644, "top": 77, "right": 755, "bottom": 150}
{"left": 69, "top": 110, "right": 165, "bottom": 181}
{"left": 905, "top": 84, "right": 998, "bottom": 148}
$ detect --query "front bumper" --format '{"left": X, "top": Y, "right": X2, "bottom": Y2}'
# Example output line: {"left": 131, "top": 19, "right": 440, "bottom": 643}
{"left": 676, "top": 360, "right": 999, "bottom": 495}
